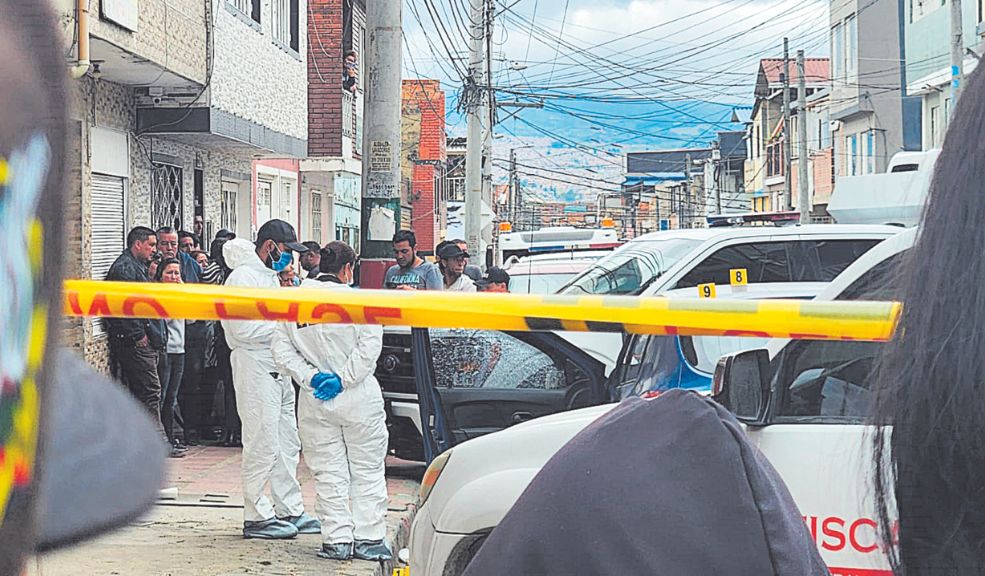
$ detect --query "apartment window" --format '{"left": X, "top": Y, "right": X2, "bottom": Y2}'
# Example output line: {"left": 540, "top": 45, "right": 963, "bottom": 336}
{"left": 931, "top": 105, "right": 942, "bottom": 146}
{"left": 848, "top": 134, "right": 859, "bottom": 176}
{"left": 311, "top": 191, "right": 323, "bottom": 242}
{"left": 279, "top": 180, "right": 295, "bottom": 222}
{"left": 229, "top": 0, "right": 261, "bottom": 24}
{"left": 221, "top": 182, "right": 238, "bottom": 235}
{"left": 272, "top": 0, "right": 300, "bottom": 51}
{"left": 865, "top": 132, "right": 876, "bottom": 174}
{"left": 831, "top": 22, "right": 844, "bottom": 81}
{"left": 845, "top": 15, "right": 858, "bottom": 83}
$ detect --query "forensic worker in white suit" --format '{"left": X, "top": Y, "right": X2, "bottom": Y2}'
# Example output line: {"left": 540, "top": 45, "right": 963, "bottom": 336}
{"left": 221, "top": 221, "right": 320, "bottom": 540}
{"left": 271, "top": 241, "right": 391, "bottom": 562}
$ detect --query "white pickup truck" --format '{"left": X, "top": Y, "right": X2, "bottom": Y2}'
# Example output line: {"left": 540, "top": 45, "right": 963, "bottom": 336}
{"left": 378, "top": 224, "right": 900, "bottom": 462}
{"left": 406, "top": 228, "right": 915, "bottom": 576}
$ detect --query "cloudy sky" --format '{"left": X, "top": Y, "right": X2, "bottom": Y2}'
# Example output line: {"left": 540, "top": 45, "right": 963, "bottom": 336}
{"left": 402, "top": 0, "right": 829, "bottom": 199}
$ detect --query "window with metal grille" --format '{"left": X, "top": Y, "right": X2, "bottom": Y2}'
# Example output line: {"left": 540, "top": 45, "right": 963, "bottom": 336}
{"left": 311, "top": 191, "right": 322, "bottom": 242}
{"left": 229, "top": 0, "right": 260, "bottom": 23}
{"left": 272, "top": 0, "right": 299, "bottom": 50}
{"left": 152, "top": 162, "right": 183, "bottom": 230}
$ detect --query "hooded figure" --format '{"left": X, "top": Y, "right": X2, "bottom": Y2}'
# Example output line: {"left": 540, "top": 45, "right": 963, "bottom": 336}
{"left": 272, "top": 241, "right": 390, "bottom": 562}
{"left": 463, "top": 391, "right": 829, "bottom": 576}
{"left": 221, "top": 228, "right": 320, "bottom": 540}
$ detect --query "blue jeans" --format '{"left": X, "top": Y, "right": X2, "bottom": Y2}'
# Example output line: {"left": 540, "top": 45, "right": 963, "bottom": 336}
{"left": 158, "top": 352, "right": 186, "bottom": 443}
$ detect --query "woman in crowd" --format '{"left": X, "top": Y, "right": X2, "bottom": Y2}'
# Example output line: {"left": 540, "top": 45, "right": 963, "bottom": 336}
{"left": 190, "top": 250, "right": 209, "bottom": 271}
{"left": 272, "top": 241, "right": 391, "bottom": 562}
{"left": 154, "top": 258, "right": 188, "bottom": 458}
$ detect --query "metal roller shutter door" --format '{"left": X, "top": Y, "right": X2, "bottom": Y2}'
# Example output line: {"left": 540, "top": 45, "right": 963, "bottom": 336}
{"left": 91, "top": 173, "right": 126, "bottom": 337}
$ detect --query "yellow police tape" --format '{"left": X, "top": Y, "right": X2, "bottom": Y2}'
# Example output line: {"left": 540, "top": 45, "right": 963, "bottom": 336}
{"left": 63, "top": 280, "right": 901, "bottom": 341}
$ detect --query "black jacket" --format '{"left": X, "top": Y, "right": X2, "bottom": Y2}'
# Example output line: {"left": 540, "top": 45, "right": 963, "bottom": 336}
{"left": 463, "top": 391, "right": 829, "bottom": 576}
{"left": 104, "top": 250, "right": 166, "bottom": 350}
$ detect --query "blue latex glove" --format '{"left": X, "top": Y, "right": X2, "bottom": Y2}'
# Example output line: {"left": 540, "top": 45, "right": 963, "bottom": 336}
{"left": 310, "top": 372, "right": 342, "bottom": 401}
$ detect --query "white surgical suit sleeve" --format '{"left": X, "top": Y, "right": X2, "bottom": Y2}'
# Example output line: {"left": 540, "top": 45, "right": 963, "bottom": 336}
{"left": 341, "top": 325, "right": 384, "bottom": 390}
{"left": 271, "top": 322, "right": 319, "bottom": 389}
{"left": 222, "top": 269, "right": 276, "bottom": 345}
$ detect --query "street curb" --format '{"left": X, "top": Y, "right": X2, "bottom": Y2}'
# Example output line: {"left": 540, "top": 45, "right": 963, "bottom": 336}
{"left": 376, "top": 501, "right": 417, "bottom": 575}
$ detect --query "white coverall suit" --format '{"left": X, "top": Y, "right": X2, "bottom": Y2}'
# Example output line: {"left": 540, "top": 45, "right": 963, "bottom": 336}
{"left": 271, "top": 277, "right": 389, "bottom": 545}
{"left": 221, "top": 238, "right": 305, "bottom": 523}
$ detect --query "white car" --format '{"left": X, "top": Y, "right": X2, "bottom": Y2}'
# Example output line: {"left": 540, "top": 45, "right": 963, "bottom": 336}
{"left": 406, "top": 228, "right": 915, "bottom": 576}
{"left": 378, "top": 225, "right": 901, "bottom": 461}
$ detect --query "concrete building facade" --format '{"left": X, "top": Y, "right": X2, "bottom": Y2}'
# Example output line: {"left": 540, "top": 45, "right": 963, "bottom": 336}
{"left": 56, "top": 0, "right": 309, "bottom": 369}
{"left": 829, "top": 0, "right": 905, "bottom": 176}
{"left": 904, "top": 0, "right": 984, "bottom": 148}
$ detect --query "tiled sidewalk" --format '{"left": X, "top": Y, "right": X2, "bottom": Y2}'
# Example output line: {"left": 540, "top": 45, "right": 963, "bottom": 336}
{"left": 167, "top": 445, "right": 423, "bottom": 514}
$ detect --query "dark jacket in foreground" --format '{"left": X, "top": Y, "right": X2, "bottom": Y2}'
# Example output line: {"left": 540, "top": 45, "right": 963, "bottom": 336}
{"left": 463, "top": 391, "right": 829, "bottom": 576}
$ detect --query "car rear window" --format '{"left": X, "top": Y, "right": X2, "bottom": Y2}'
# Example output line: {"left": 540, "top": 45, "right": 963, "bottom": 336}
{"left": 675, "top": 240, "right": 881, "bottom": 289}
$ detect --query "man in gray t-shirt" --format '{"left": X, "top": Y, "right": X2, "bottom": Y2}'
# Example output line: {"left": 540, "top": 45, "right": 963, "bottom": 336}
{"left": 385, "top": 230, "right": 443, "bottom": 290}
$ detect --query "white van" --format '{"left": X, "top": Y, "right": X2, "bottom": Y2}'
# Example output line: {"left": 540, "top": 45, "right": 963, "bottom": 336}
{"left": 405, "top": 228, "right": 915, "bottom": 576}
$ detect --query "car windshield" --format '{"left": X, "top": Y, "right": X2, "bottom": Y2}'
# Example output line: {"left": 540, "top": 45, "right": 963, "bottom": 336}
{"left": 509, "top": 272, "right": 577, "bottom": 294}
{"left": 559, "top": 238, "right": 703, "bottom": 295}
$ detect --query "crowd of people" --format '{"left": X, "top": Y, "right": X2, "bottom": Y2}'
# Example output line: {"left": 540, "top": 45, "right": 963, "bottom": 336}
{"left": 101, "top": 221, "right": 507, "bottom": 561}
{"left": 105, "top": 226, "right": 241, "bottom": 458}
{"left": 384, "top": 230, "right": 510, "bottom": 293}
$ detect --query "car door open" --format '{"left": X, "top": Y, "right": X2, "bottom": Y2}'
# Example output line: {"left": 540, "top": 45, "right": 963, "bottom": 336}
{"left": 412, "top": 327, "right": 606, "bottom": 463}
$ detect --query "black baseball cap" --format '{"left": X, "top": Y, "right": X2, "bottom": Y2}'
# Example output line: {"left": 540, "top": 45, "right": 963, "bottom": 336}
{"left": 438, "top": 243, "right": 469, "bottom": 260}
{"left": 215, "top": 228, "right": 236, "bottom": 240}
{"left": 477, "top": 266, "right": 511, "bottom": 287}
{"left": 256, "top": 219, "right": 308, "bottom": 252}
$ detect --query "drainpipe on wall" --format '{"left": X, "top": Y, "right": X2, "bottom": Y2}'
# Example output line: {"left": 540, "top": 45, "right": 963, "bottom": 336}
{"left": 69, "top": 0, "right": 91, "bottom": 79}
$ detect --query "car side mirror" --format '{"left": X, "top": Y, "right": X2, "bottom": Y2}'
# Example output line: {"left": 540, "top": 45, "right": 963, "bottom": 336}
{"left": 712, "top": 349, "right": 770, "bottom": 422}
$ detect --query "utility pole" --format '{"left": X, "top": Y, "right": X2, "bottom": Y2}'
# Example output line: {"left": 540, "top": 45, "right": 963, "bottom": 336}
{"left": 950, "top": 0, "right": 964, "bottom": 118}
{"left": 797, "top": 50, "right": 811, "bottom": 224}
{"left": 684, "top": 153, "right": 692, "bottom": 228}
{"left": 508, "top": 148, "right": 517, "bottom": 224}
{"left": 359, "top": 0, "right": 402, "bottom": 287}
{"left": 481, "top": 0, "right": 495, "bottom": 267}
{"left": 711, "top": 143, "right": 721, "bottom": 215}
{"left": 463, "top": 0, "right": 485, "bottom": 260}
{"left": 781, "top": 37, "right": 793, "bottom": 212}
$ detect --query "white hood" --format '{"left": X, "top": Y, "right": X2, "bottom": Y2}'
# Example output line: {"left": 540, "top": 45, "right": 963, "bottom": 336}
{"left": 223, "top": 237, "right": 263, "bottom": 270}
{"left": 220, "top": 237, "right": 279, "bottom": 352}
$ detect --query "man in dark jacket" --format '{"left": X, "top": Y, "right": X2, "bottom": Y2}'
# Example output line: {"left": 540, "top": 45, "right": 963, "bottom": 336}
{"left": 105, "top": 226, "right": 167, "bottom": 432}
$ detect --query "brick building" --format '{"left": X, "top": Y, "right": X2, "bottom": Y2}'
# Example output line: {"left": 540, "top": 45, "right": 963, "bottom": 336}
{"left": 300, "top": 0, "right": 366, "bottom": 249}
{"left": 55, "top": 0, "right": 309, "bottom": 369}
{"left": 401, "top": 80, "right": 447, "bottom": 255}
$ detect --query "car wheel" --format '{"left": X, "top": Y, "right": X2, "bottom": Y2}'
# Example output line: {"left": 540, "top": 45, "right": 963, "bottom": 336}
{"left": 442, "top": 533, "right": 488, "bottom": 576}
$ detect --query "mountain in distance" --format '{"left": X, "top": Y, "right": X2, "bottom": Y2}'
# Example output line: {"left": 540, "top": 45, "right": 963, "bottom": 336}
{"left": 461, "top": 97, "right": 749, "bottom": 204}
